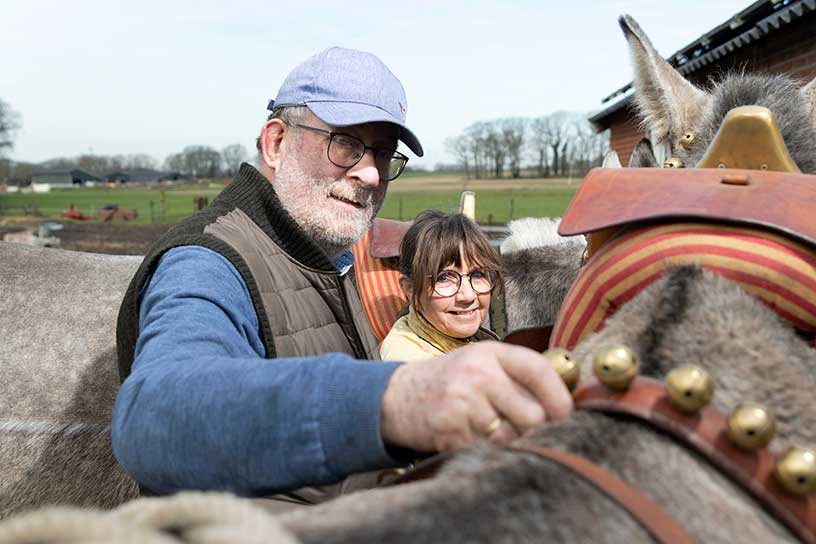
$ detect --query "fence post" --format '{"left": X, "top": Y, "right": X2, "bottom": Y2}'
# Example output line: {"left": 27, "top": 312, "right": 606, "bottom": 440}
{"left": 160, "top": 191, "right": 166, "bottom": 222}
{"left": 150, "top": 201, "right": 155, "bottom": 224}
{"left": 398, "top": 197, "right": 403, "bottom": 221}
{"left": 509, "top": 198, "right": 515, "bottom": 221}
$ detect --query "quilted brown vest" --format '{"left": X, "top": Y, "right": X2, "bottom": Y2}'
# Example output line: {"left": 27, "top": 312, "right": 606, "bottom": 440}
{"left": 116, "top": 164, "right": 385, "bottom": 503}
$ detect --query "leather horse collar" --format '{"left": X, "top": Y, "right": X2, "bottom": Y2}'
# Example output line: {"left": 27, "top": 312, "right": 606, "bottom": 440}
{"left": 391, "top": 377, "right": 815, "bottom": 543}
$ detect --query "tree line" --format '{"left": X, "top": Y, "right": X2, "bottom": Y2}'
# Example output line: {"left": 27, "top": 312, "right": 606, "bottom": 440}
{"left": 1, "top": 97, "right": 609, "bottom": 183}
{"left": 443, "top": 111, "right": 609, "bottom": 179}
{"left": 0, "top": 99, "right": 251, "bottom": 182}
{"left": 1, "top": 143, "right": 249, "bottom": 183}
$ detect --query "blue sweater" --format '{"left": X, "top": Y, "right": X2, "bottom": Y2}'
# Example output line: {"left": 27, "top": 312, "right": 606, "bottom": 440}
{"left": 111, "top": 246, "right": 403, "bottom": 495}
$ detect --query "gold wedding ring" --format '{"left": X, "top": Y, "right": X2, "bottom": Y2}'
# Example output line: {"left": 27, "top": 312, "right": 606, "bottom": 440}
{"left": 485, "top": 417, "right": 502, "bottom": 436}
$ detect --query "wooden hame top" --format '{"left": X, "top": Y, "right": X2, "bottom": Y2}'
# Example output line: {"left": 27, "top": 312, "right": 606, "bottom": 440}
{"left": 559, "top": 168, "right": 816, "bottom": 249}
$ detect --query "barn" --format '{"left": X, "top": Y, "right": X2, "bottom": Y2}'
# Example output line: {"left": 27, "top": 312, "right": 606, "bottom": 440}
{"left": 590, "top": 0, "right": 816, "bottom": 166}
{"left": 29, "top": 168, "right": 101, "bottom": 192}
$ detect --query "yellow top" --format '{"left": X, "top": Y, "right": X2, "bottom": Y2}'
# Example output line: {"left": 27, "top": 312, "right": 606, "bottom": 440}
{"left": 379, "top": 305, "right": 496, "bottom": 361}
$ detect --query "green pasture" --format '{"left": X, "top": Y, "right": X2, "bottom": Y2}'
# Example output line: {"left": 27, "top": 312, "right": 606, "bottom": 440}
{"left": 0, "top": 184, "right": 577, "bottom": 225}
{"left": 0, "top": 186, "right": 224, "bottom": 224}
{"left": 380, "top": 189, "right": 576, "bottom": 223}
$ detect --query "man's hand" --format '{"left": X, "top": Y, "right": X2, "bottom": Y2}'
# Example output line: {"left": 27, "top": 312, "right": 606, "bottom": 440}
{"left": 380, "top": 341, "right": 573, "bottom": 452}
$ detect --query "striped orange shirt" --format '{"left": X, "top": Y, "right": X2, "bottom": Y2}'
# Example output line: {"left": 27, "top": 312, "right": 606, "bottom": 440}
{"left": 550, "top": 222, "right": 816, "bottom": 350}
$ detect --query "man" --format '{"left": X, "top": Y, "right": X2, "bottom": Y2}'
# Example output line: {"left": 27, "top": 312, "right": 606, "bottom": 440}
{"left": 112, "top": 47, "right": 572, "bottom": 504}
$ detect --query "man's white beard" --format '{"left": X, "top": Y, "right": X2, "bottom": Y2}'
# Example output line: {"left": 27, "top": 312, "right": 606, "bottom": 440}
{"left": 272, "top": 154, "right": 383, "bottom": 258}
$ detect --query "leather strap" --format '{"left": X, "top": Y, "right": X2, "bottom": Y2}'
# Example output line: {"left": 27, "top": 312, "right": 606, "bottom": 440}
{"left": 509, "top": 444, "right": 696, "bottom": 544}
{"left": 503, "top": 325, "right": 553, "bottom": 352}
{"left": 574, "top": 377, "right": 816, "bottom": 544}
{"left": 386, "top": 376, "right": 815, "bottom": 542}
{"left": 385, "top": 452, "right": 452, "bottom": 486}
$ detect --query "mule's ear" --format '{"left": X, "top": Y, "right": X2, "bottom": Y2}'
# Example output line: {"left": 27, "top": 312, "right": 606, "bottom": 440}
{"left": 628, "top": 138, "right": 659, "bottom": 167}
{"left": 619, "top": 15, "right": 709, "bottom": 149}
{"left": 602, "top": 150, "right": 622, "bottom": 168}
{"left": 802, "top": 76, "right": 816, "bottom": 127}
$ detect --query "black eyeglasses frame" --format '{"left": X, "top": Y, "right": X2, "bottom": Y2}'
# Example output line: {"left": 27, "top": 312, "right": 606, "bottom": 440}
{"left": 288, "top": 122, "right": 409, "bottom": 182}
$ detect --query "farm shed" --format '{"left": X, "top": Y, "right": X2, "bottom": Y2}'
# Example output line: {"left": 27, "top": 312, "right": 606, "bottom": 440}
{"left": 105, "top": 168, "right": 167, "bottom": 184}
{"left": 590, "top": 0, "right": 816, "bottom": 166}
{"left": 29, "top": 168, "right": 101, "bottom": 192}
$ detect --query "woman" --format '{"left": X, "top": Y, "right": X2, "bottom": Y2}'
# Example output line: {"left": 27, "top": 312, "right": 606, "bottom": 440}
{"left": 380, "top": 210, "right": 502, "bottom": 361}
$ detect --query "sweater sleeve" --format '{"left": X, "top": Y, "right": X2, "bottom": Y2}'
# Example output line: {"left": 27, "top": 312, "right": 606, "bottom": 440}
{"left": 111, "top": 246, "right": 403, "bottom": 496}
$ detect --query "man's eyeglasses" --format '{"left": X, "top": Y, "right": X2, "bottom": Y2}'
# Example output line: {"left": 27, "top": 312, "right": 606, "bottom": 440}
{"left": 289, "top": 123, "right": 409, "bottom": 182}
{"left": 429, "top": 269, "right": 496, "bottom": 297}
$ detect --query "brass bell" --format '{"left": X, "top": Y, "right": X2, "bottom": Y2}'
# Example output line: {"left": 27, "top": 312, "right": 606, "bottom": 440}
{"left": 774, "top": 447, "right": 816, "bottom": 496}
{"left": 663, "top": 157, "right": 684, "bottom": 168}
{"left": 680, "top": 132, "right": 696, "bottom": 148}
{"left": 544, "top": 348, "right": 580, "bottom": 391}
{"left": 665, "top": 365, "right": 714, "bottom": 413}
{"left": 593, "top": 345, "right": 639, "bottom": 390}
{"left": 726, "top": 403, "right": 776, "bottom": 450}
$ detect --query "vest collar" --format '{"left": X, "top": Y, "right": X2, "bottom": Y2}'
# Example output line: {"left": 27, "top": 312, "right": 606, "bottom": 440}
{"left": 216, "top": 163, "right": 336, "bottom": 271}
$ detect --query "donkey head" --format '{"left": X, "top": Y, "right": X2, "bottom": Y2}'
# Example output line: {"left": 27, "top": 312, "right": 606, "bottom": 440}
{"left": 620, "top": 14, "right": 816, "bottom": 173}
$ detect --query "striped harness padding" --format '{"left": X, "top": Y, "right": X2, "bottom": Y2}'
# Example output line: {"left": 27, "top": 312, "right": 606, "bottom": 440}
{"left": 550, "top": 222, "right": 816, "bottom": 350}
{"left": 351, "top": 228, "right": 407, "bottom": 342}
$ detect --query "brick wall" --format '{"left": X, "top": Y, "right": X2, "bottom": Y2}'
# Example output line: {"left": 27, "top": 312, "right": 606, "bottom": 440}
{"left": 604, "top": 13, "right": 815, "bottom": 163}
{"left": 607, "top": 109, "right": 643, "bottom": 167}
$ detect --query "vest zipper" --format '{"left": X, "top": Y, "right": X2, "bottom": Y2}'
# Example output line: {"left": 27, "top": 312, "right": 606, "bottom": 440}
{"left": 337, "top": 274, "right": 367, "bottom": 359}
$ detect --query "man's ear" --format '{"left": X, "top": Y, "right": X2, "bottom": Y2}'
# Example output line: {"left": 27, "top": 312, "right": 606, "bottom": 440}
{"left": 398, "top": 274, "right": 414, "bottom": 302}
{"left": 259, "top": 118, "right": 287, "bottom": 171}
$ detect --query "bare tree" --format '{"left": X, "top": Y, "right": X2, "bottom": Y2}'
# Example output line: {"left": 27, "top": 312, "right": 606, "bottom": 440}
{"left": 446, "top": 110, "right": 606, "bottom": 179}
{"left": 0, "top": 99, "right": 22, "bottom": 157}
{"left": 444, "top": 135, "right": 470, "bottom": 177}
{"left": 180, "top": 145, "right": 222, "bottom": 178}
{"left": 124, "top": 154, "right": 158, "bottom": 170}
{"left": 500, "top": 118, "right": 526, "bottom": 178}
{"left": 542, "top": 111, "right": 572, "bottom": 177}
{"left": 164, "top": 153, "right": 185, "bottom": 174}
{"left": 464, "top": 122, "right": 489, "bottom": 179}
{"left": 76, "top": 154, "right": 110, "bottom": 175}
{"left": 483, "top": 124, "right": 505, "bottom": 179}
{"left": 529, "top": 117, "right": 551, "bottom": 177}
{"left": 222, "top": 143, "right": 248, "bottom": 176}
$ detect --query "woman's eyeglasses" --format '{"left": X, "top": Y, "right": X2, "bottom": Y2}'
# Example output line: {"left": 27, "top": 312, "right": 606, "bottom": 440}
{"left": 289, "top": 123, "right": 409, "bottom": 182}
{"left": 429, "top": 269, "right": 496, "bottom": 297}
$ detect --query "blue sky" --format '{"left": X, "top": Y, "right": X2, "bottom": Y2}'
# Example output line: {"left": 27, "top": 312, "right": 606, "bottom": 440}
{"left": 2, "top": 0, "right": 752, "bottom": 168}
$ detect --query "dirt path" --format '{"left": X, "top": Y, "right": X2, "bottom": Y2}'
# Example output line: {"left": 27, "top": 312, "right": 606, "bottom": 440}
{"left": 0, "top": 218, "right": 172, "bottom": 255}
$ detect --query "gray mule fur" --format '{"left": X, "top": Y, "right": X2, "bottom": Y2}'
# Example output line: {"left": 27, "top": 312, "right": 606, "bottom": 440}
{"left": 0, "top": 243, "right": 140, "bottom": 518}
{"left": 500, "top": 218, "right": 585, "bottom": 332}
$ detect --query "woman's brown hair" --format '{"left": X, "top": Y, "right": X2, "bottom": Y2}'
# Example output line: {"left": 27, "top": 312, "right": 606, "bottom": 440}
{"left": 399, "top": 210, "right": 503, "bottom": 308}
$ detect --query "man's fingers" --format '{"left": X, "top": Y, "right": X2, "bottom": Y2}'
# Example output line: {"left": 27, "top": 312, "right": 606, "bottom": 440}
{"left": 485, "top": 418, "right": 520, "bottom": 446}
{"left": 492, "top": 342, "right": 574, "bottom": 422}
{"left": 483, "top": 368, "right": 546, "bottom": 432}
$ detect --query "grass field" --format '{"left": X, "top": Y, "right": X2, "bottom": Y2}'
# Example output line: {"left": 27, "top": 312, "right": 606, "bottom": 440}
{"left": 0, "top": 175, "right": 581, "bottom": 225}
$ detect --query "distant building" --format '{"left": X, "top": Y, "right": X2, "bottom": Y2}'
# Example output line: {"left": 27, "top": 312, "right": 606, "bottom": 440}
{"left": 106, "top": 168, "right": 166, "bottom": 184}
{"left": 29, "top": 168, "right": 101, "bottom": 192}
{"left": 589, "top": 0, "right": 816, "bottom": 166}
{"left": 105, "top": 169, "right": 190, "bottom": 184}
